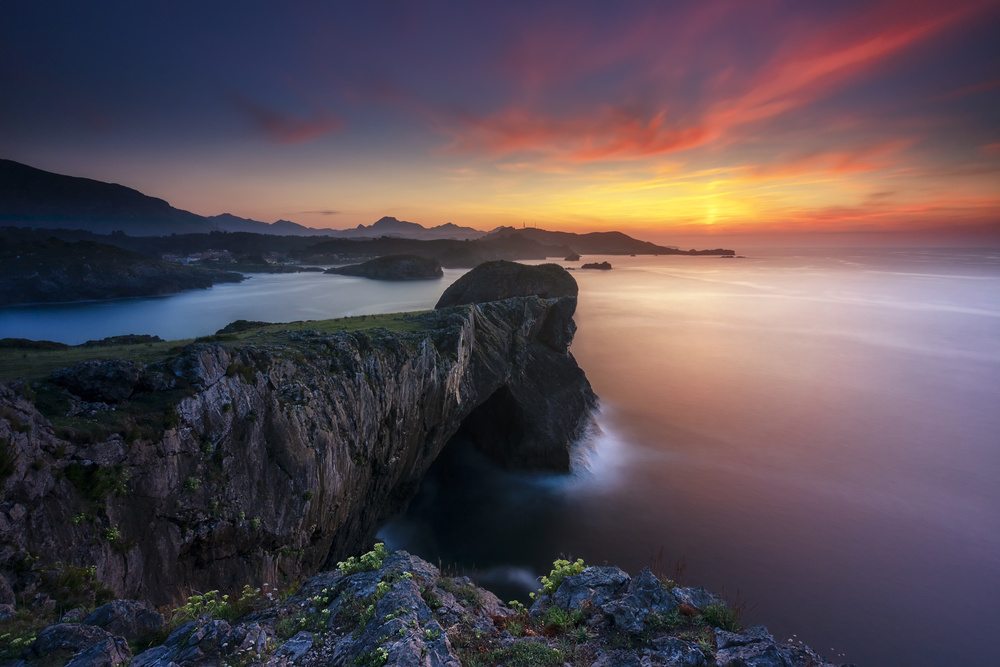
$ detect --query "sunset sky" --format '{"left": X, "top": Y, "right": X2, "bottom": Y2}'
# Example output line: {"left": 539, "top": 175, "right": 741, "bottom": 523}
{"left": 2, "top": 0, "right": 999, "bottom": 245}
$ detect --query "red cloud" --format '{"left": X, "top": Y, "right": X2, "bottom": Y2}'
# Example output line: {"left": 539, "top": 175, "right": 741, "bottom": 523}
{"left": 444, "top": 107, "right": 711, "bottom": 161}
{"left": 230, "top": 93, "right": 344, "bottom": 145}
{"left": 443, "top": 0, "right": 987, "bottom": 165}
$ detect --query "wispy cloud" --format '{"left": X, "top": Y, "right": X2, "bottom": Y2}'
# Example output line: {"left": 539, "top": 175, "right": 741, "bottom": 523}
{"left": 439, "top": 1, "right": 983, "bottom": 166}
{"left": 300, "top": 210, "right": 340, "bottom": 215}
{"left": 230, "top": 92, "right": 344, "bottom": 145}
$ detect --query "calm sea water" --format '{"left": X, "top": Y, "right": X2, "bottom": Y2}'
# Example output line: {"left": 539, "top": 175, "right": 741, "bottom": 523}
{"left": 3, "top": 250, "right": 999, "bottom": 666}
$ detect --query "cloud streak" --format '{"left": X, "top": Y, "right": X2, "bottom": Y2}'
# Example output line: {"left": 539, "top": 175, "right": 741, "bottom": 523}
{"left": 230, "top": 93, "right": 344, "bottom": 145}
{"left": 439, "top": 1, "right": 985, "bottom": 166}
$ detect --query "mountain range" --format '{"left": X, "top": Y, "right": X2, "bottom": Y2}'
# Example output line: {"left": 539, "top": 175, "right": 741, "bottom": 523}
{"left": 0, "top": 158, "right": 733, "bottom": 256}
{"left": 0, "top": 159, "right": 482, "bottom": 240}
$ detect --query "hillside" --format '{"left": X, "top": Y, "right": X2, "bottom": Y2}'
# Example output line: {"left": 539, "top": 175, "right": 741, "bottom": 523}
{"left": 487, "top": 226, "right": 734, "bottom": 255}
{"left": 0, "top": 159, "right": 210, "bottom": 236}
{"left": 0, "top": 234, "right": 244, "bottom": 305}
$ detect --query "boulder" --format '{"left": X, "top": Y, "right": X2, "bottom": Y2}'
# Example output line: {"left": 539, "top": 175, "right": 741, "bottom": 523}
{"left": 533, "top": 566, "right": 629, "bottom": 615}
{"left": 84, "top": 599, "right": 164, "bottom": 643}
{"left": 601, "top": 567, "right": 678, "bottom": 634}
{"left": 24, "top": 623, "right": 131, "bottom": 667}
{"left": 325, "top": 255, "right": 443, "bottom": 280}
{"left": 434, "top": 260, "right": 577, "bottom": 308}
{"left": 672, "top": 586, "right": 721, "bottom": 611}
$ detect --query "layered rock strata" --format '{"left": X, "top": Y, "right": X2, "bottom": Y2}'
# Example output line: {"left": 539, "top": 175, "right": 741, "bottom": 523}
{"left": 0, "top": 296, "right": 594, "bottom": 606}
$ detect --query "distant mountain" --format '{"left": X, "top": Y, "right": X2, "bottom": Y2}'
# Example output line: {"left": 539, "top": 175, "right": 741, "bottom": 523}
{"left": 485, "top": 226, "right": 734, "bottom": 256}
{"left": 328, "top": 216, "right": 485, "bottom": 240}
{"left": 0, "top": 159, "right": 486, "bottom": 239}
{"left": 207, "top": 213, "right": 330, "bottom": 236}
{"left": 0, "top": 159, "right": 210, "bottom": 235}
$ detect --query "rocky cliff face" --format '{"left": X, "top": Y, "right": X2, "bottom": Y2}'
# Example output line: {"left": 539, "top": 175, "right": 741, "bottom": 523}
{"left": 0, "top": 296, "right": 595, "bottom": 607}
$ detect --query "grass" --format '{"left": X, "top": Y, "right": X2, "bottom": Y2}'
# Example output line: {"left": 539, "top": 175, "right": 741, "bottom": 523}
{"left": 32, "top": 382, "right": 190, "bottom": 446}
{"left": 0, "top": 312, "right": 433, "bottom": 384}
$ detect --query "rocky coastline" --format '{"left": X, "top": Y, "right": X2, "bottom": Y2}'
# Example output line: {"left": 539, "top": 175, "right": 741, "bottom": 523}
{"left": 0, "top": 262, "right": 846, "bottom": 665}
{"left": 0, "top": 547, "right": 848, "bottom": 666}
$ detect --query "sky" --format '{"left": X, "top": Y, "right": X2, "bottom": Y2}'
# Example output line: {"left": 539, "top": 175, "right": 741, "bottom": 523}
{"left": 2, "top": 0, "right": 999, "bottom": 246}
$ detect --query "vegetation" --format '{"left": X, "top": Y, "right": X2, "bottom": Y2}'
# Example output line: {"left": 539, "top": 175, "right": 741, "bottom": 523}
{"left": 0, "top": 436, "right": 16, "bottom": 481}
{"left": 337, "top": 542, "right": 389, "bottom": 576}
{"left": 62, "top": 463, "right": 130, "bottom": 500}
{"left": 0, "top": 312, "right": 431, "bottom": 384}
{"left": 532, "top": 557, "right": 586, "bottom": 598}
{"left": 700, "top": 601, "right": 743, "bottom": 633}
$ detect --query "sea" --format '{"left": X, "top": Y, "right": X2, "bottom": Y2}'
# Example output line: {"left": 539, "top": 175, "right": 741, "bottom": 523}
{"left": 2, "top": 248, "right": 998, "bottom": 667}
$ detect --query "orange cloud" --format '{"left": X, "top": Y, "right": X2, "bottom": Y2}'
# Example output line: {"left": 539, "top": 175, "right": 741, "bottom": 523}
{"left": 743, "top": 140, "right": 914, "bottom": 180}
{"left": 445, "top": 107, "right": 710, "bottom": 162}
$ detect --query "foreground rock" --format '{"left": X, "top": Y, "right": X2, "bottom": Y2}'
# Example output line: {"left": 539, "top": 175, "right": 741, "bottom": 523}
{"left": 2, "top": 549, "right": 849, "bottom": 667}
{"left": 435, "top": 260, "right": 578, "bottom": 308}
{"left": 0, "top": 285, "right": 594, "bottom": 606}
{"left": 324, "top": 254, "right": 443, "bottom": 280}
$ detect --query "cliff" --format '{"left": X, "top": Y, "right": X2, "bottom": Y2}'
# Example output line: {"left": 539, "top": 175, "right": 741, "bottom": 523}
{"left": 0, "top": 297, "right": 594, "bottom": 607}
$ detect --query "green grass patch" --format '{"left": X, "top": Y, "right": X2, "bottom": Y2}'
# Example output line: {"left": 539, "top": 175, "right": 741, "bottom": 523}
{"left": 0, "top": 312, "right": 433, "bottom": 384}
{"left": 63, "top": 463, "right": 130, "bottom": 501}
{"left": 699, "top": 602, "right": 742, "bottom": 633}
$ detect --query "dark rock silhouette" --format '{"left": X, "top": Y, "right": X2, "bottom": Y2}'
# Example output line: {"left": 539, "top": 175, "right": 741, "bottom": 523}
{"left": 434, "top": 260, "right": 578, "bottom": 308}
{"left": 582, "top": 261, "right": 613, "bottom": 270}
{"left": 0, "top": 235, "right": 244, "bottom": 305}
{"left": 324, "top": 255, "right": 443, "bottom": 280}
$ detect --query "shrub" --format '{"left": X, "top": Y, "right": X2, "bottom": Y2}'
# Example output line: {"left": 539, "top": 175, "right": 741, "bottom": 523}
{"left": 543, "top": 606, "right": 585, "bottom": 633}
{"left": 338, "top": 543, "right": 388, "bottom": 575}
{"left": 64, "top": 463, "right": 130, "bottom": 500}
{"left": 532, "top": 557, "right": 586, "bottom": 598}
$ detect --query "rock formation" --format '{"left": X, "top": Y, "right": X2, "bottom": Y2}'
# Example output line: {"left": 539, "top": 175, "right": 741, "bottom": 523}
{"left": 2, "top": 548, "right": 848, "bottom": 667}
{"left": 324, "top": 255, "right": 443, "bottom": 280}
{"left": 0, "top": 294, "right": 594, "bottom": 606}
{"left": 434, "top": 260, "right": 578, "bottom": 309}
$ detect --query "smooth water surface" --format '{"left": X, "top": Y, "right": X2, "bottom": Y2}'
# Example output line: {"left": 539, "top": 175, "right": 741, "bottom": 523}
{"left": 3, "top": 250, "right": 999, "bottom": 666}
{"left": 0, "top": 271, "right": 466, "bottom": 344}
{"left": 385, "top": 249, "right": 1000, "bottom": 667}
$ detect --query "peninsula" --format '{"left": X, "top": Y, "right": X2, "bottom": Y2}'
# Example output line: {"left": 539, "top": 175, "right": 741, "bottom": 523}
{"left": 0, "top": 263, "right": 842, "bottom": 666}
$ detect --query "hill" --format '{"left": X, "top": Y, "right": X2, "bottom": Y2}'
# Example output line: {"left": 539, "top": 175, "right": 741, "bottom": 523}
{"left": 0, "top": 159, "right": 210, "bottom": 236}
{"left": 0, "top": 233, "right": 244, "bottom": 305}
{"left": 486, "top": 226, "right": 734, "bottom": 255}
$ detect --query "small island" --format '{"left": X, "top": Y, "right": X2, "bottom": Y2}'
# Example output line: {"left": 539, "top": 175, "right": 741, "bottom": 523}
{"left": 581, "top": 261, "right": 613, "bottom": 270}
{"left": 323, "top": 254, "right": 444, "bottom": 280}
